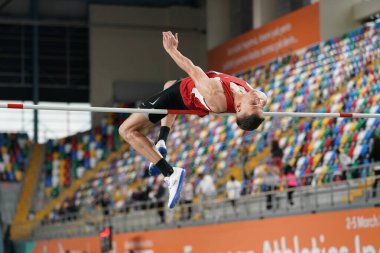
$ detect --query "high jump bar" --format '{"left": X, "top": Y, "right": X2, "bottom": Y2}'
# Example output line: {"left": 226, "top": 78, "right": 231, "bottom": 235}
{"left": 0, "top": 103, "right": 379, "bottom": 118}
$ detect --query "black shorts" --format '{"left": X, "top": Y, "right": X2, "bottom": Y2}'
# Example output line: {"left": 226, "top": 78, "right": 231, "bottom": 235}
{"left": 139, "top": 79, "right": 187, "bottom": 123}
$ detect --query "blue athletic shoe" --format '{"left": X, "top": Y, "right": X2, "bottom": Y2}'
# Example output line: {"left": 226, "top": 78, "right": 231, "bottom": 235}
{"left": 164, "top": 167, "right": 186, "bottom": 209}
{"left": 149, "top": 140, "right": 167, "bottom": 176}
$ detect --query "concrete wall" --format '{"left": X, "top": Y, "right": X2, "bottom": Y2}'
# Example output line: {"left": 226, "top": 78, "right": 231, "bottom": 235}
{"left": 252, "top": 0, "right": 311, "bottom": 29}
{"left": 319, "top": 0, "right": 362, "bottom": 40}
{"left": 353, "top": 0, "right": 380, "bottom": 21}
{"left": 253, "top": 0, "right": 280, "bottom": 29}
{"left": 252, "top": 0, "right": 372, "bottom": 46}
{"left": 207, "top": 0, "right": 231, "bottom": 49}
{"left": 207, "top": 0, "right": 254, "bottom": 50}
{"left": 90, "top": 4, "right": 206, "bottom": 121}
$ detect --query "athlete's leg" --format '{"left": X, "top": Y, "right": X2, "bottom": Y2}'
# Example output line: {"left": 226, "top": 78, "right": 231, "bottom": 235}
{"left": 119, "top": 113, "right": 163, "bottom": 163}
{"left": 149, "top": 80, "right": 177, "bottom": 176}
{"left": 161, "top": 80, "right": 177, "bottom": 126}
{"left": 157, "top": 80, "right": 177, "bottom": 142}
{"left": 119, "top": 112, "right": 185, "bottom": 209}
{"left": 121, "top": 80, "right": 178, "bottom": 153}
{"left": 120, "top": 80, "right": 186, "bottom": 209}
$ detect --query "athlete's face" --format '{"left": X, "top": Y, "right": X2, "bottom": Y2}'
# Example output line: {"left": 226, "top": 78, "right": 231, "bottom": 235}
{"left": 236, "top": 89, "right": 267, "bottom": 118}
{"left": 247, "top": 89, "right": 267, "bottom": 107}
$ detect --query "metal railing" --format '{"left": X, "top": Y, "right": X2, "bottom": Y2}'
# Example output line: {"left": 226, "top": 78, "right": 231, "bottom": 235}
{"left": 30, "top": 163, "right": 380, "bottom": 240}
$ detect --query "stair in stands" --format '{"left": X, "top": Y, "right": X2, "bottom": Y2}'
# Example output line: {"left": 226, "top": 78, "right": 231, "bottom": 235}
{"left": 13, "top": 144, "right": 44, "bottom": 223}
{"left": 10, "top": 143, "right": 128, "bottom": 240}
{"left": 245, "top": 147, "right": 270, "bottom": 173}
{"left": 341, "top": 178, "right": 374, "bottom": 203}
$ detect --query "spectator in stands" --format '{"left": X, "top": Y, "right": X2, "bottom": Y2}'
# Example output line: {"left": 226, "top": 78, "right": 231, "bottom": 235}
{"left": 100, "top": 192, "right": 112, "bottom": 219}
{"left": 66, "top": 197, "right": 78, "bottom": 221}
{"left": 94, "top": 188, "right": 104, "bottom": 207}
{"left": 354, "top": 154, "right": 366, "bottom": 179}
{"left": 240, "top": 172, "right": 250, "bottom": 196}
{"left": 131, "top": 186, "right": 150, "bottom": 210}
{"left": 196, "top": 173, "right": 216, "bottom": 218}
{"left": 113, "top": 185, "right": 125, "bottom": 212}
{"left": 58, "top": 203, "right": 66, "bottom": 222}
{"left": 370, "top": 135, "right": 380, "bottom": 197}
{"left": 196, "top": 173, "right": 216, "bottom": 198}
{"left": 154, "top": 181, "right": 167, "bottom": 223}
{"left": 118, "top": 31, "right": 267, "bottom": 209}
{"left": 302, "top": 166, "right": 313, "bottom": 186}
{"left": 181, "top": 178, "right": 194, "bottom": 220}
{"left": 337, "top": 148, "right": 352, "bottom": 180}
{"left": 270, "top": 140, "right": 283, "bottom": 169}
{"left": 225, "top": 175, "right": 241, "bottom": 212}
{"left": 238, "top": 142, "right": 250, "bottom": 173}
{"left": 123, "top": 189, "right": 135, "bottom": 214}
{"left": 252, "top": 165, "right": 265, "bottom": 195}
{"left": 263, "top": 163, "right": 280, "bottom": 210}
{"left": 284, "top": 164, "right": 297, "bottom": 206}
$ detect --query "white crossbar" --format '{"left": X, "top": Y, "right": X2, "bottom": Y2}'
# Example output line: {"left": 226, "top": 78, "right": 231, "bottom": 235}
{"left": 0, "top": 103, "right": 380, "bottom": 118}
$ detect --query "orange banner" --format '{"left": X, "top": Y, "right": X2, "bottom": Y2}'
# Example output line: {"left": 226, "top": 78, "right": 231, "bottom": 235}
{"left": 33, "top": 207, "right": 380, "bottom": 253}
{"left": 208, "top": 3, "right": 321, "bottom": 75}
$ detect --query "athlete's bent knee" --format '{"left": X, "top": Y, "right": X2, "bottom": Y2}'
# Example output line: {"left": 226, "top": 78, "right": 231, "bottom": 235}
{"left": 118, "top": 124, "right": 127, "bottom": 139}
{"left": 125, "top": 130, "right": 139, "bottom": 143}
{"left": 118, "top": 124, "right": 136, "bottom": 141}
{"left": 120, "top": 126, "right": 140, "bottom": 143}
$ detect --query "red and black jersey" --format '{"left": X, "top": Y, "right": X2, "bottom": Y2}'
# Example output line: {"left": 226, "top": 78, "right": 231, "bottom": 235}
{"left": 179, "top": 71, "right": 253, "bottom": 113}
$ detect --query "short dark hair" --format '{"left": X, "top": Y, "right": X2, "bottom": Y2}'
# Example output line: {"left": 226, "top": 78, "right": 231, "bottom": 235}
{"left": 236, "top": 114, "right": 264, "bottom": 131}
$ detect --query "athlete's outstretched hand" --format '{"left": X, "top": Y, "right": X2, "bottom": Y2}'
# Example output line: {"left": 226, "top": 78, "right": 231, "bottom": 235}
{"left": 163, "top": 31, "right": 179, "bottom": 52}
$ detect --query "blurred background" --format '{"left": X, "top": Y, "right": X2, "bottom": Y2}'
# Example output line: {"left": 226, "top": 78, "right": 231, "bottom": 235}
{"left": 0, "top": 0, "right": 380, "bottom": 252}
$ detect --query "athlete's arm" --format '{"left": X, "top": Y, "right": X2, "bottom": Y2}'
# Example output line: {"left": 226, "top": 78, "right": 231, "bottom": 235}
{"left": 162, "top": 31, "right": 220, "bottom": 99}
